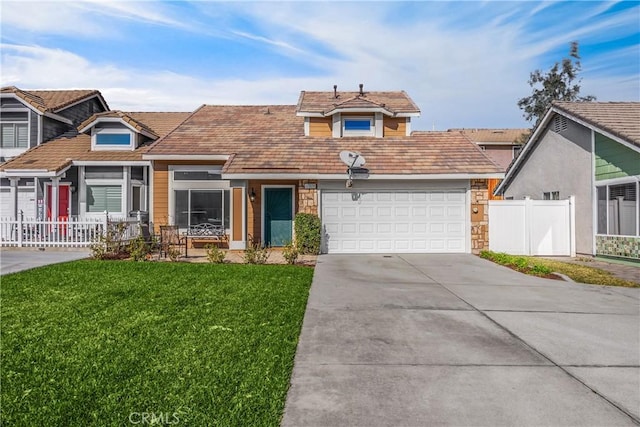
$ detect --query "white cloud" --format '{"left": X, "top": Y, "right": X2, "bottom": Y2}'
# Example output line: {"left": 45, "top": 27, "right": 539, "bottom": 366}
{"left": 0, "top": 0, "right": 188, "bottom": 37}
{"left": 1, "top": 1, "right": 637, "bottom": 130}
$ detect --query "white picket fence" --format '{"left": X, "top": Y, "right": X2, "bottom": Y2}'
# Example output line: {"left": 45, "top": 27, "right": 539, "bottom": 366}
{"left": 0, "top": 212, "right": 142, "bottom": 248}
{"left": 489, "top": 196, "right": 576, "bottom": 256}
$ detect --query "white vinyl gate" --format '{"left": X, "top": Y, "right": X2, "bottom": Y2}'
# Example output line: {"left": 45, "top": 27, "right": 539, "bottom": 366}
{"left": 489, "top": 196, "right": 575, "bottom": 256}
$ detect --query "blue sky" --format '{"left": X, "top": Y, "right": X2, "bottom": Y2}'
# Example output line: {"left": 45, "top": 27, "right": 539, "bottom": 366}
{"left": 1, "top": 1, "right": 638, "bottom": 130}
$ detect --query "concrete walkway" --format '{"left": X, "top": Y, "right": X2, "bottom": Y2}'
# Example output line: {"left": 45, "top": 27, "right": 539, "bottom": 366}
{"left": 0, "top": 248, "right": 90, "bottom": 275}
{"left": 283, "top": 254, "right": 640, "bottom": 426}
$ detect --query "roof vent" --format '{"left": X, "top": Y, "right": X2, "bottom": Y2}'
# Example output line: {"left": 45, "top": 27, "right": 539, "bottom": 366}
{"left": 359, "top": 83, "right": 364, "bottom": 96}
{"left": 264, "top": 107, "right": 271, "bottom": 115}
{"left": 333, "top": 85, "right": 338, "bottom": 99}
{"left": 553, "top": 115, "right": 568, "bottom": 133}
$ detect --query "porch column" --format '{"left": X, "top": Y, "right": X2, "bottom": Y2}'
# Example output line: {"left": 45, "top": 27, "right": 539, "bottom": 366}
{"left": 50, "top": 177, "right": 60, "bottom": 222}
{"left": 8, "top": 178, "right": 19, "bottom": 220}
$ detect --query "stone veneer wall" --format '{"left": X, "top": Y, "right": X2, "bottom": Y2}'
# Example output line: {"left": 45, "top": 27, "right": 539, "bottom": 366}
{"left": 470, "top": 179, "right": 489, "bottom": 254}
{"left": 298, "top": 180, "right": 319, "bottom": 215}
{"left": 596, "top": 236, "right": 640, "bottom": 260}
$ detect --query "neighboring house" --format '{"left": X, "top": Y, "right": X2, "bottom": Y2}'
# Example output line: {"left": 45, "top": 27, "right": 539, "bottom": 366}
{"left": 495, "top": 101, "right": 640, "bottom": 260}
{"left": 0, "top": 110, "right": 190, "bottom": 222}
{"left": 451, "top": 128, "right": 529, "bottom": 170}
{"left": 1, "top": 86, "right": 109, "bottom": 162}
{"left": 144, "top": 86, "right": 503, "bottom": 254}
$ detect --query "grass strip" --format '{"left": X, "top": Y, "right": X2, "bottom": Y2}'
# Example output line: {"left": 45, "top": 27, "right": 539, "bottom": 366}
{"left": 479, "top": 250, "right": 639, "bottom": 287}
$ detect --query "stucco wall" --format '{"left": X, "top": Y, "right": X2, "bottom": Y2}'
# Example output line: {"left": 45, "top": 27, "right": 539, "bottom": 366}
{"left": 504, "top": 121, "right": 594, "bottom": 255}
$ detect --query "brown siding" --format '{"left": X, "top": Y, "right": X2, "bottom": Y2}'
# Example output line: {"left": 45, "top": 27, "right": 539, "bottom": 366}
{"left": 488, "top": 178, "right": 503, "bottom": 201}
{"left": 384, "top": 117, "right": 406, "bottom": 137}
{"left": 232, "top": 187, "right": 243, "bottom": 241}
{"left": 309, "top": 117, "right": 332, "bottom": 137}
{"left": 247, "top": 180, "right": 298, "bottom": 244}
{"left": 152, "top": 162, "right": 169, "bottom": 230}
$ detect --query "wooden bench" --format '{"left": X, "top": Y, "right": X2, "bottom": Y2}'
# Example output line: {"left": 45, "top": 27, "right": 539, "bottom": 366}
{"left": 185, "top": 223, "right": 228, "bottom": 250}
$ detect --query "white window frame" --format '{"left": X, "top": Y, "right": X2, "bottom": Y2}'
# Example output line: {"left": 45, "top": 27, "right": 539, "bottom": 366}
{"left": 1, "top": 122, "right": 29, "bottom": 148}
{"left": 91, "top": 127, "right": 135, "bottom": 151}
{"left": 342, "top": 116, "right": 375, "bottom": 137}
{"left": 595, "top": 178, "right": 640, "bottom": 237}
{"left": 168, "top": 165, "right": 231, "bottom": 232}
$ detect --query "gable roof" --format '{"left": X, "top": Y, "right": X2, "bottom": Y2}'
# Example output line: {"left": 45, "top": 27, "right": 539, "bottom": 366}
{"left": 1, "top": 86, "right": 109, "bottom": 113}
{"left": 296, "top": 90, "right": 420, "bottom": 116}
{"left": 145, "top": 105, "right": 501, "bottom": 178}
{"left": 553, "top": 101, "right": 640, "bottom": 148}
{"left": 0, "top": 112, "right": 190, "bottom": 175}
{"left": 450, "top": 128, "right": 530, "bottom": 145}
{"left": 495, "top": 101, "right": 640, "bottom": 195}
{"left": 78, "top": 111, "right": 159, "bottom": 138}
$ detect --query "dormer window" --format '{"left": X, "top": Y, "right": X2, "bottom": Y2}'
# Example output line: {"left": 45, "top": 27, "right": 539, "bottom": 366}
{"left": 91, "top": 127, "right": 135, "bottom": 151}
{"left": 343, "top": 117, "right": 374, "bottom": 137}
{"left": 96, "top": 133, "right": 130, "bottom": 146}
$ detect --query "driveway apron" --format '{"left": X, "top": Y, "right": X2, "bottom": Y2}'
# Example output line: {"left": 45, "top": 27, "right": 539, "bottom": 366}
{"left": 282, "top": 254, "right": 640, "bottom": 426}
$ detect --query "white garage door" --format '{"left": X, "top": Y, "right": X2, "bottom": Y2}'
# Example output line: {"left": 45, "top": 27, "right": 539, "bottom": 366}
{"left": 0, "top": 187, "right": 36, "bottom": 219}
{"left": 322, "top": 190, "right": 467, "bottom": 253}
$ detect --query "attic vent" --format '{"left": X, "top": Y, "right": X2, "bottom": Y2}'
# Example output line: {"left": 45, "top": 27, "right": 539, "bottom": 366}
{"left": 553, "top": 116, "right": 568, "bottom": 134}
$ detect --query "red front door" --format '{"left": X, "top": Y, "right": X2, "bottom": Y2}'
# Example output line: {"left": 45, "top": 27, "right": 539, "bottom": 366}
{"left": 46, "top": 185, "right": 70, "bottom": 220}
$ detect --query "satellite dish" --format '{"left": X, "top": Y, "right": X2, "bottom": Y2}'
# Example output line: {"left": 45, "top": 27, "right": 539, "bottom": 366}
{"left": 339, "top": 150, "right": 366, "bottom": 168}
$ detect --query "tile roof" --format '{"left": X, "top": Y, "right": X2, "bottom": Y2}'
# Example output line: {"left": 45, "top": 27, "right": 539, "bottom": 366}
{"left": 1, "top": 86, "right": 108, "bottom": 113}
{"left": 147, "top": 105, "right": 501, "bottom": 176}
{"left": 297, "top": 90, "right": 420, "bottom": 115}
{"left": 450, "top": 128, "right": 530, "bottom": 144}
{"left": 1, "top": 112, "right": 189, "bottom": 173}
{"left": 552, "top": 101, "right": 640, "bottom": 147}
{"left": 79, "top": 111, "right": 159, "bottom": 137}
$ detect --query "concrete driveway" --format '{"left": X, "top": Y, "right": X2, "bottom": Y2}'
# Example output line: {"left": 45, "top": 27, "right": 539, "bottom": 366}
{"left": 1, "top": 248, "right": 90, "bottom": 275}
{"left": 282, "top": 254, "right": 640, "bottom": 426}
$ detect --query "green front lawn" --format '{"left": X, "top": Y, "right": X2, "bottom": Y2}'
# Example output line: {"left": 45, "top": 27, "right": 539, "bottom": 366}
{"left": 1, "top": 261, "right": 314, "bottom": 426}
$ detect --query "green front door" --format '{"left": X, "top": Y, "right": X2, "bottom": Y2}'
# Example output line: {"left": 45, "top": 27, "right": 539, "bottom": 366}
{"left": 264, "top": 188, "right": 293, "bottom": 247}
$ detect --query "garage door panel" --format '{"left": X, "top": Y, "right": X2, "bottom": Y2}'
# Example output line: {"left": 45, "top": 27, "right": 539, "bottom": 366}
{"left": 377, "top": 206, "right": 392, "bottom": 217}
{"left": 448, "top": 206, "right": 464, "bottom": 217}
{"left": 360, "top": 207, "right": 374, "bottom": 217}
{"left": 322, "top": 189, "right": 467, "bottom": 254}
{"left": 395, "top": 223, "right": 410, "bottom": 233}
{"left": 429, "top": 206, "right": 445, "bottom": 218}
{"left": 377, "top": 223, "right": 393, "bottom": 233}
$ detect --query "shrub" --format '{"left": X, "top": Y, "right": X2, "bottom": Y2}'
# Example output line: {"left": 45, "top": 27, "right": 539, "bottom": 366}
{"left": 244, "top": 240, "right": 270, "bottom": 264}
{"left": 294, "top": 213, "right": 321, "bottom": 255}
{"left": 282, "top": 241, "right": 299, "bottom": 265}
{"left": 205, "top": 244, "right": 226, "bottom": 264}
{"left": 129, "top": 235, "right": 151, "bottom": 262}
{"left": 167, "top": 246, "right": 181, "bottom": 262}
{"left": 90, "top": 221, "right": 130, "bottom": 260}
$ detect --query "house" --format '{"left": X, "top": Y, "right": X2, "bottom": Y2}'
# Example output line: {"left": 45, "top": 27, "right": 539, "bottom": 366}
{"left": 0, "top": 110, "right": 190, "bottom": 222}
{"left": 1, "top": 86, "right": 109, "bottom": 162}
{"left": 1, "top": 86, "right": 110, "bottom": 218}
{"left": 495, "top": 101, "right": 640, "bottom": 260}
{"left": 144, "top": 86, "right": 503, "bottom": 254}
{"left": 450, "top": 128, "right": 529, "bottom": 170}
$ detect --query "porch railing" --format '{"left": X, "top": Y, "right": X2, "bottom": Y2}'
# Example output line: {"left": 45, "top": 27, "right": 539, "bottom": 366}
{"left": 0, "top": 212, "right": 142, "bottom": 248}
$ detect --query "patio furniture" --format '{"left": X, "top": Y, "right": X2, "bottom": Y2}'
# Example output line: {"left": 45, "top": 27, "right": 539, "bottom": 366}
{"left": 159, "top": 225, "right": 187, "bottom": 258}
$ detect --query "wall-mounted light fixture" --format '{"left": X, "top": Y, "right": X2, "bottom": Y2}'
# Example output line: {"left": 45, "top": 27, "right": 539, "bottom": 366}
{"left": 249, "top": 188, "right": 256, "bottom": 202}
{"left": 70, "top": 186, "right": 76, "bottom": 193}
